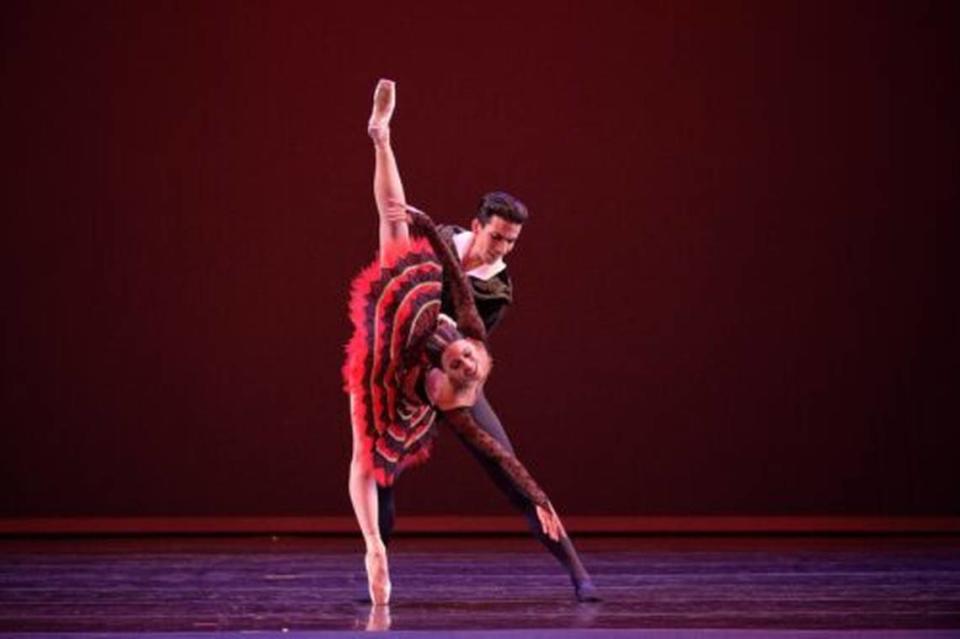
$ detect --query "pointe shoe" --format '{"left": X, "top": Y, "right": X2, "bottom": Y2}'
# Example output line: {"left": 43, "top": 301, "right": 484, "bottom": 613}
{"left": 365, "top": 549, "right": 392, "bottom": 605}
{"left": 367, "top": 79, "right": 396, "bottom": 145}
{"left": 365, "top": 603, "right": 392, "bottom": 631}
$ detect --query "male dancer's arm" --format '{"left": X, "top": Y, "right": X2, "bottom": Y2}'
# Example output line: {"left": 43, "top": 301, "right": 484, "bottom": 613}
{"left": 407, "top": 209, "right": 487, "bottom": 342}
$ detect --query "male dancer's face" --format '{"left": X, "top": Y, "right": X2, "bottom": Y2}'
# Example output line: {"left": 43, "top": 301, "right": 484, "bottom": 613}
{"left": 470, "top": 215, "right": 522, "bottom": 265}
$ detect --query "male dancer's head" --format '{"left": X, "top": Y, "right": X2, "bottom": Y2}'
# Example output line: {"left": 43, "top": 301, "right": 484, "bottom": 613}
{"left": 468, "top": 191, "right": 528, "bottom": 266}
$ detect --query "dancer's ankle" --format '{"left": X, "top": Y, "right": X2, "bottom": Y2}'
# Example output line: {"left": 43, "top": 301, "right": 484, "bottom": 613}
{"left": 364, "top": 542, "right": 392, "bottom": 605}
{"left": 368, "top": 124, "right": 390, "bottom": 147}
{"left": 364, "top": 534, "right": 386, "bottom": 556}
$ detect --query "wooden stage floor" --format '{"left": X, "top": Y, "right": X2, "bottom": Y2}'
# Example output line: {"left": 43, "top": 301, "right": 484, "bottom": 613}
{"left": 0, "top": 535, "right": 958, "bottom": 636}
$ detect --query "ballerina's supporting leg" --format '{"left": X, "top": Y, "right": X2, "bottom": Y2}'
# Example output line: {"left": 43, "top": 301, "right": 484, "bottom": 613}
{"left": 345, "top": 79, "right": 410, "bottom": 606}
{"left": 347, "top": 395, "right": 392, "bottom": 605}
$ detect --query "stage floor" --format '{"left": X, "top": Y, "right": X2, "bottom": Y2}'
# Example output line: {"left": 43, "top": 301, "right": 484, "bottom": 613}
{"left": 0, "top": 535, "right": 958, "bottom": 635}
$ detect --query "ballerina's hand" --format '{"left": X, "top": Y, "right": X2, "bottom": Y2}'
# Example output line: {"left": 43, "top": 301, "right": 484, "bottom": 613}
{"left": 403, "top": 204, "right": 434, "bottom": 227}
{"left": 536, "top": 503, "right": 564, "bottom": 542}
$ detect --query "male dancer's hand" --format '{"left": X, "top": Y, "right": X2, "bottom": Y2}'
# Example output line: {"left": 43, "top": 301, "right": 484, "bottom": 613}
{"left": 536, "top": 504, "right": 564, "bottom": 542}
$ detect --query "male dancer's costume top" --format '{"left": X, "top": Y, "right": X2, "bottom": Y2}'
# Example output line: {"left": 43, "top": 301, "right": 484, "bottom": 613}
{"left": 436, "top": 225, "right": 513, "bottom": 334}
{"left": 342, "top": 214, "right": 550, "bottom": 509}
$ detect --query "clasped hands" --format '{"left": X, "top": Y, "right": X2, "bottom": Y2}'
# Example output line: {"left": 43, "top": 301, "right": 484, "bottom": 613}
{"left": 382, "top": 199, "right": 432, "bottom": 227}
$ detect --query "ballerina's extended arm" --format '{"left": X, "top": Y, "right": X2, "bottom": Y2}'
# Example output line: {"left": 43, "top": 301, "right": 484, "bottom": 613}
{"left": 441, "top": 406, "right": 563, "bottom": 541}
{"left": 442, "top": 407, "right": 549, "bottom": 508}
{"left": 406, "top": 207, "right": 487, "bottom": 342}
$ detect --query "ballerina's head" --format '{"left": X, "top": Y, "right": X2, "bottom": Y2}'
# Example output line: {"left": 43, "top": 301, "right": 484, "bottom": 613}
{"left": 425, "top": 320, "right": 492, "bottom": 388}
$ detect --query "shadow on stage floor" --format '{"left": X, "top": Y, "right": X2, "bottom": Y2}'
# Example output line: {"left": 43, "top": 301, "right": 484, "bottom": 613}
{"left": 0, "top": 535, "right": 958, "bottom": 636}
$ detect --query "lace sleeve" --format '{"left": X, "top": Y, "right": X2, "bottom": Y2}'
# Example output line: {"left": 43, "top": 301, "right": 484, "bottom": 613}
{"left": 441, "top": 407, "right": 550, "bottom": 509}
{"left": 408, "top": 210, "right": 487, "bottom": 342}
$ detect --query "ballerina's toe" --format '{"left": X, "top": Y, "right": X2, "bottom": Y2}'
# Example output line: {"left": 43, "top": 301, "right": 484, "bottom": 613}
{"left": 367, "top": 79, "right": 396, "bottom": 143}
{"left": 365, "top": 550, "right": 392, "bottom": 605}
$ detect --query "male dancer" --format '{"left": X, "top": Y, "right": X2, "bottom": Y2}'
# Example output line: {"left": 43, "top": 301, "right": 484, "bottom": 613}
{"left": 368, "top": 79, "right": 599, "bottom": 603}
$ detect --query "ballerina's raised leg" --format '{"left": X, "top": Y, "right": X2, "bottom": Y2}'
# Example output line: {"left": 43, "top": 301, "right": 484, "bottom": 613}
{"left": 369, "top": 79, "right": 410, "bottom": 262}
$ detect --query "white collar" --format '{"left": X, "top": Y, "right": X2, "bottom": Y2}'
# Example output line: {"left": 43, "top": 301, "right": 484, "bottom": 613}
{"left": 452, "top": 231, "right": 507, "bottom": 281}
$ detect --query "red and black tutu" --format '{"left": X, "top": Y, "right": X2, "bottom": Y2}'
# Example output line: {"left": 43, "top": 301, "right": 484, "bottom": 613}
{"left": 343, "top": 239, "right": 444, "bottom": 486}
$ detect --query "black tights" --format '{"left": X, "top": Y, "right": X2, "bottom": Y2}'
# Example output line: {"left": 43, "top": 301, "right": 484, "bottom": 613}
{"left": 376, "top": 392, "right": 591, "bottom": 587}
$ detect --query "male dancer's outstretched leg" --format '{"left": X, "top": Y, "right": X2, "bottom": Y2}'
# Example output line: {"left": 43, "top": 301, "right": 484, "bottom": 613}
{"left": 457, "top": 392, "right": 600, "bottom": 601}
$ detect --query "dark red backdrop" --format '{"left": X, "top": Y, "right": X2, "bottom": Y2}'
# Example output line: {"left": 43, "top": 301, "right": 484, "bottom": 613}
{"left": 2, "top": 1, "right": 957, "bottom": 518}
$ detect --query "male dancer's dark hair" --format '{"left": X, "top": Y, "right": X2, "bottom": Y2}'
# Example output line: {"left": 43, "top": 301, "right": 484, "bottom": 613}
{"left": 476, "top": 191, "right": 529, "bottom": 225}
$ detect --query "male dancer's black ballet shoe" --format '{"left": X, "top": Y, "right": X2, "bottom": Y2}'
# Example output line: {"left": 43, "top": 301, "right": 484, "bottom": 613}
{"left": 575, "top": 579, "right": 602, "bottom": 602}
